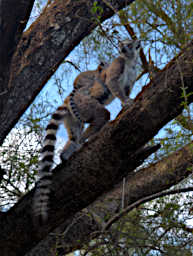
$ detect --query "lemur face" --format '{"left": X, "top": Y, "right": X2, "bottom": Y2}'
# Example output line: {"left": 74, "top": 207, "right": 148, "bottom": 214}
{"left": 119, "top": 39, "right": 141, "bottom": 58}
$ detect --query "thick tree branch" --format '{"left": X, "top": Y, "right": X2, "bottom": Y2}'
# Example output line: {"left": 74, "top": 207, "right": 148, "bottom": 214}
{"left": 0, "top": 0, "right": 35, "bottom": 76}
{"left": 0, "top": 0, "right": 35, "bottom": 111}
{"left": 0, "top": 144, "right": 158, "bottom": 256}
{"left": 0, "top": 0, "right": 135, "bottom": 145}
{"left": 0, "top": 39, "right": 193, "bottom": 255}
{"left": 27, "top": 141, "right": 193, "bottom": 255}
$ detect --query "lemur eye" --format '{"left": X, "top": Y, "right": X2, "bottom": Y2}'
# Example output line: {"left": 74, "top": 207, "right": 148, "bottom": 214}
{"left": 127, "top": 43, "right": 133, "bottom": 48}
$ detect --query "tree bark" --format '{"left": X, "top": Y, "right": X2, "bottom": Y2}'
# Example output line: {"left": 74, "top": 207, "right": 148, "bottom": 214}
{"left": 26, "top": 142, "right": 193, "bottom": 256}
{"left": 0, "top": 0, "right": 35, "bottom": 114}
{"left": 0, "top": 40, "right": 192, "bottom": 255}
{"left": 0, "top": 0, "right": 135, "bottom": 145}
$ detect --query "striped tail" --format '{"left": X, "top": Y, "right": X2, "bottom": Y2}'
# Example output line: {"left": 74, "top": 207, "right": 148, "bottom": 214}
{"left": 69, "top": 88, "right": 83, "bottom": 123}
{"left": 33, "top": 104, "right": 68, "bottom": 222}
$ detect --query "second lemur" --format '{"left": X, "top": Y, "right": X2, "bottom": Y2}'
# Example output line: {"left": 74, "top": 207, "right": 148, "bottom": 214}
{"left": 34, "top": 39, "right": 141, "bottom": 221}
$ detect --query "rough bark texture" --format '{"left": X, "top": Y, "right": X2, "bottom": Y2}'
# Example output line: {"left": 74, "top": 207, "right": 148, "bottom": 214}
{"left": 0, "top": 0, "right": 35, "bottom": 113}
{"left": 0, "top": 0, "right": 135, "bottom": 145}
{"left": 0, "top": 39, "right": 192, "bottom": 255}
{"left": 0, "top": 144, "right": 158, "bottom": 256}
{"left": 26, "top": 142, "right": 193, "bottom": 256}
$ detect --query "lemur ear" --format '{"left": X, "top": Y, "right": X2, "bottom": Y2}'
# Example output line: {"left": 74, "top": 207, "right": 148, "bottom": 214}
{"left": 118, "top": 41, "right": 124, "bottom": 50}
{"left": 97, "top": 62, "right": 106, "bottom": 72}
{"left": 119, "top": 41, "right": 126, "bottom": 54}
{"left": 97, "top": 62, "right": 109, "bottom": 72}
{"left": 97, "top": 63, "right": 103, "bottom": 73}
{"left": 135, "top": 40, "right": 141, "bottom": 49}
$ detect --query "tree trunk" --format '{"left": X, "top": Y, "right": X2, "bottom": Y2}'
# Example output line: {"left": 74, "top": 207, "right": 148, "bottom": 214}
{"left": 0, "top": 0, "right": 35, "bottom": 115}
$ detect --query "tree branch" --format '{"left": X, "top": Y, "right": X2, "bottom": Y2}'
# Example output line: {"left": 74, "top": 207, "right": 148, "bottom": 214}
{"left": 26, "top": 141, "right": 193, "bottom": 255}
{"left": 103, "top": 187, "right": 193, "bottom": 231}
{"left": 0, "top": 0, "right": 35, "bottom": 111}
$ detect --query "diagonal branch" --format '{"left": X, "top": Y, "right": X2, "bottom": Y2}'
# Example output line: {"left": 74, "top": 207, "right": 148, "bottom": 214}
{"left": 0, "top": 0, "right": 35, "bottom": 102}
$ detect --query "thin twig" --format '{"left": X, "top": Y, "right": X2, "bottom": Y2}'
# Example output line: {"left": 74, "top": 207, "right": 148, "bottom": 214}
{"left": 63, "top": 60, "right": 81, "bottom": 72}
{"left": 103, "top": 187, "right": 193, "bottom": 231}
{"left": 121, "top": 177, "right": 126, "bottom": 209}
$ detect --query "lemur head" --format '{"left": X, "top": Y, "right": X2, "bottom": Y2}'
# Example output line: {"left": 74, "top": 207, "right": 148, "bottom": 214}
{"left": 119, "top": 39, "right": 141, "bottom": 59}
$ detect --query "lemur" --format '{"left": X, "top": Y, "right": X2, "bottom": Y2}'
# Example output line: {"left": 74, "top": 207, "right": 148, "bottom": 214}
{"left": 33, "top": 62, "right": 108, "bottom": 221}
{"left": 33, "top": 39, "right": 141, "bottom": 221}
{"left": 67, "top": 39, "right": 141, "bottom": 146}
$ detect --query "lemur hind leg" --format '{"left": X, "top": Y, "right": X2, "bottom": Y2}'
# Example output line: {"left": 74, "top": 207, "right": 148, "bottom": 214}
{"left": 79, "top": 106, "right": 110, "bottom": 144}
{"left": 72, "top": 93, "right": 110, "bottom": 144}
{"left": 60, "top": 113, "right": 83, "bottom": 161}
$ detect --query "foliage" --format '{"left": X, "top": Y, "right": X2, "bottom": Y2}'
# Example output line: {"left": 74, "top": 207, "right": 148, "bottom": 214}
{"left": 81, "top": 194, "right": 193, "bottom": 256}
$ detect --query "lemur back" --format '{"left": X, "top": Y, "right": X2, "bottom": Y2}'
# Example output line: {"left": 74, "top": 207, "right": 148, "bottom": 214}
{"left": 33, "top": 39, "right": 141, "bottom": 222}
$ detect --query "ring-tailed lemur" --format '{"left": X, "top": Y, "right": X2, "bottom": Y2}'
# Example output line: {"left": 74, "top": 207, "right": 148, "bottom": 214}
{"left": 33, "top": 39, "right": 141, "bottom": 222}
{"left": 69, "top": 39, "right": 141, "bottom": 144}
{"left": 33, "top": 62, "right": 108, "bottom": 222}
